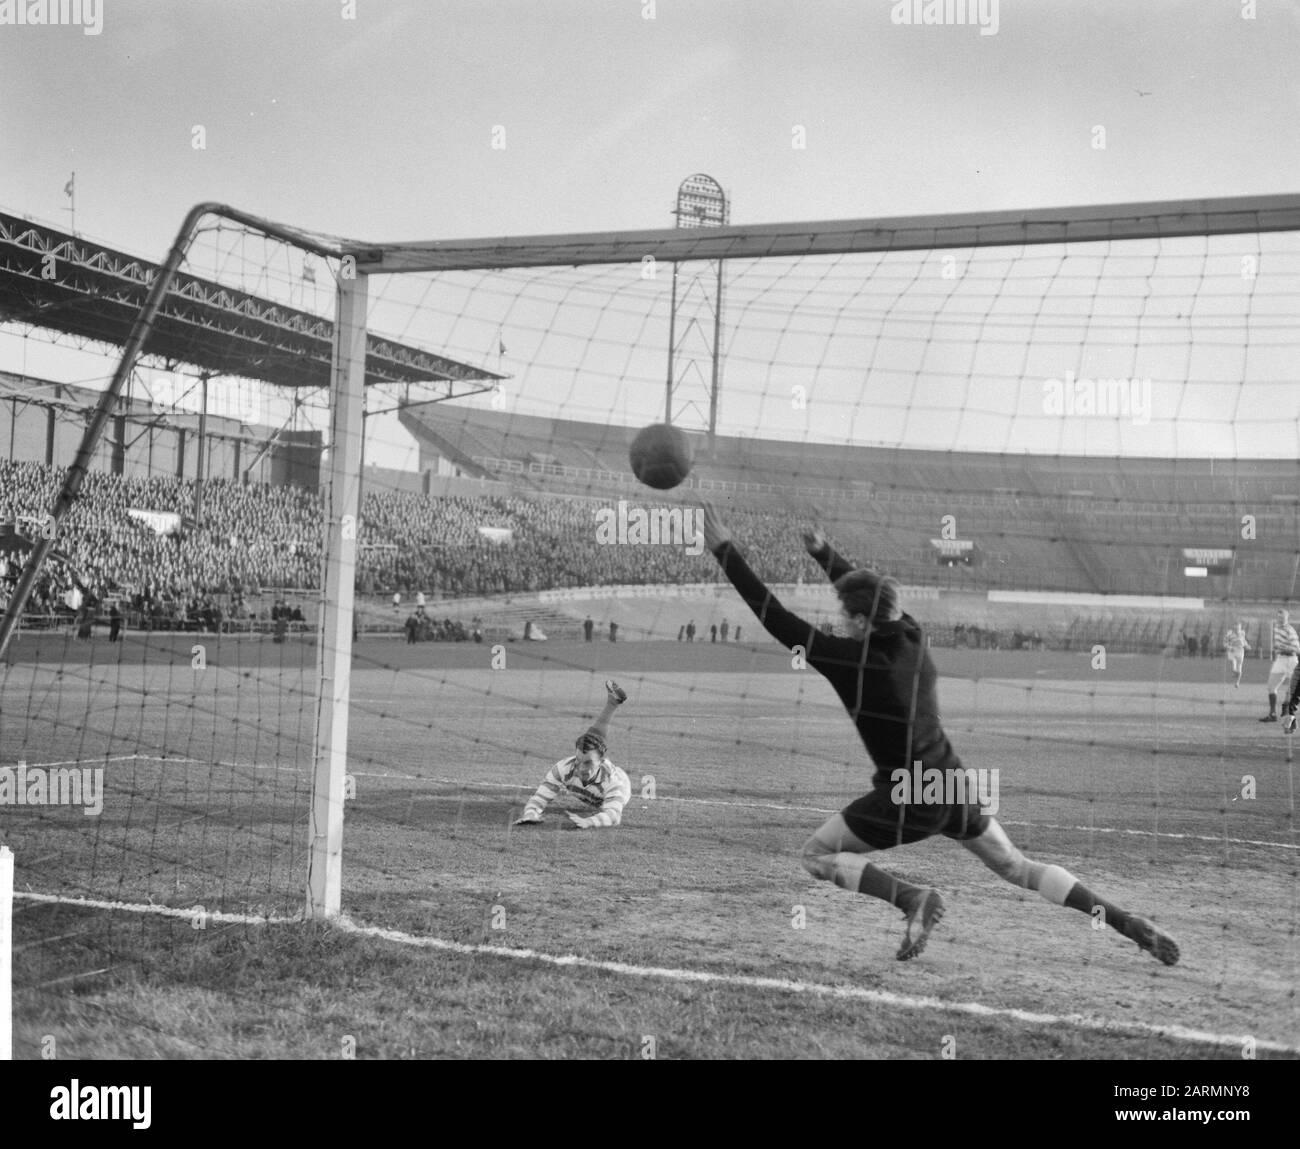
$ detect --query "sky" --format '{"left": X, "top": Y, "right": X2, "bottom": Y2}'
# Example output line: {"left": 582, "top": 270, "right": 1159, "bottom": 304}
{"left": 2, "top": 0, "right": 1299, "bottom": 464}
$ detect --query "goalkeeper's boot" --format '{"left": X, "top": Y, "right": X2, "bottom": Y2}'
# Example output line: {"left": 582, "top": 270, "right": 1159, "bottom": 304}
{"left": 1126, "top": 916, "right": 1180, "bottom": 966}
{"left": 896, "top": 888, "right": 945, "bottom": 961}
{"left": 606, "top": 680, "right": 628, "bottom": 705}
{"left": 1284, "top": 712, "right": 1298, "bottom": 735}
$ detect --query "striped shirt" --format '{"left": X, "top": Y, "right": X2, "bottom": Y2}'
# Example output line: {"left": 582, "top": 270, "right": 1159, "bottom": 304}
{"left": 522, "top": 756, "right": 631, "bottom": 828}
{"left": 1272, "top": 621, "right": 1300, "bottom": 659}
{"left": 1224, "top": 629, "right": 1248, "bottom": 653}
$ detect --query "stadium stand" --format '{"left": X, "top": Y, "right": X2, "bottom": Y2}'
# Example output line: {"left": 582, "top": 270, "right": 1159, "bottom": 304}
{"left": 3, "top": 414, "right": 1297, "bottom": 644}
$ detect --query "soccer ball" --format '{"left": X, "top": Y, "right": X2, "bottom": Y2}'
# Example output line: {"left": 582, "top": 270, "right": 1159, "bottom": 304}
{"left": 629, "top": 423, "right": 693, "bottom": 490}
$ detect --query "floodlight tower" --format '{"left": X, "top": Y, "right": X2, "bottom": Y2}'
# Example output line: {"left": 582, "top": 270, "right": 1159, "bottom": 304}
{"left": 664, "top": 175, "right": 728, "bottom": 451}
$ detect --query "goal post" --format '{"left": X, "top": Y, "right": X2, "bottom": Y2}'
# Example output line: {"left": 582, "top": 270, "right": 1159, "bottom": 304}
{"left": 0, "top": 203, "right": 355, "bottom": 932}
{"left": 0, "top": 845, "right": 12, "bottom": 1062}
{"left": 308, "top": 269, "right": 367, "bottom": 919}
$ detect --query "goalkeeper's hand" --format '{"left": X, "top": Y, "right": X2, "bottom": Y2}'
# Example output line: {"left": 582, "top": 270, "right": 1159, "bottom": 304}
{"left": 514, "top": 812, "right": 542, "bottom": 826}
{"left": 563, "top": 812, "right": 587, "bottom": 830}
{"left": 802, "top": 528, "right": 828, "bottom": 555}
{"left": 700, "top": 501, "right": 731, "bottom": 553}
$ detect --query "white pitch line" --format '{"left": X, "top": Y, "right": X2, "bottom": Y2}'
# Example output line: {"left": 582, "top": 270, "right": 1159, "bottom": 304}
{"left": 12, "top": 891, "right": 1295, "bottom": 1055}
{"left": 14, "top": 891, "right": 294, "bottom": 926}
{"left": 18, "top": 757, "right": 1296, "bottom": 851}
{"left": 337, "top": 918, "right": 1297, "bottom": 1055}
{"left": 410, "top": 775, "right": 1300, "bottom": 852}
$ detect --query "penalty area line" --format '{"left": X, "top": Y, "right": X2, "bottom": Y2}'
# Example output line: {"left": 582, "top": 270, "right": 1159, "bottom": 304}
{"left": 337, "top": 917, "right": 1296, "bottom": 1055}
{"left": 413, "top": 775, "right": 1300, "bottom": 851}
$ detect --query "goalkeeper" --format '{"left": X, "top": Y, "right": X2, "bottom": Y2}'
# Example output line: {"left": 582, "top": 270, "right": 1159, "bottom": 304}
{"left": 701, "top": 502, "right": 1179, "bottom": 965}
{"left": 515, "top": 680, "right": 632, "bottom": 830}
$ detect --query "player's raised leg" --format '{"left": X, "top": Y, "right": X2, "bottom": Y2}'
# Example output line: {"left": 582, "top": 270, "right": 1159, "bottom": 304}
{"left": 961, "top": 818, "right": 1178, "bottom": 964}
{"left": 800, "top": 812, "right": 945, "bottom": 961}
{"left": 583, "top": 678, "right": 628, "bottom": 743}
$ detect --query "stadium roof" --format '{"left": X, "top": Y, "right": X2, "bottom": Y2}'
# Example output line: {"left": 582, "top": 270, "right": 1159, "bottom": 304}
{"left": 0, "top": 210, "right": 505, "bottom": 393}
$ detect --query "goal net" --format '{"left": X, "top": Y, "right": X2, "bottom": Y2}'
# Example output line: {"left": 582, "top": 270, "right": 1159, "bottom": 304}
{"left": 2, "top": 195, "right": 1297, "bottom": 1053}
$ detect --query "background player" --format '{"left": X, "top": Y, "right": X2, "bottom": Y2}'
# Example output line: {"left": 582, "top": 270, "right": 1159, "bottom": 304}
{"left": 514, "top": 680, "right": 631, "bottom": 829}
{"left": 1224, "top": 620, "right": 1250, "bottom": 688}
{"left": 700, "top": 501, "right": 1179, "bottom": 965}
{"left": 1283, "top": 665, "right": 1300, "bottom": 734}
{"left": 1260, "top": 608, "right": 1299, "bottom": 722}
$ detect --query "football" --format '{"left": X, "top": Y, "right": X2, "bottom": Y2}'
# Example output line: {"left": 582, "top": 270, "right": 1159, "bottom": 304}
{"left": 629, "top": 423, "right": 693, "bottom": 490}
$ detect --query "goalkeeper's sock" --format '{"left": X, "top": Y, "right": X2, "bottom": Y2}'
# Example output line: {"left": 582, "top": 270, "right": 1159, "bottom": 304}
{"left": 853, "top": 861, "right": 924, "bottom": 910}
{"left": 1028, "top": 864, "right": 1133, "bottom": 933}
{"left": 1064, "top": 881, "right": 1132, "bottom": 934}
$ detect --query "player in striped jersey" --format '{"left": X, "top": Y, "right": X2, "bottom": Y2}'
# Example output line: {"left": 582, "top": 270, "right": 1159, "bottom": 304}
{"left": 1224, "top": 621, "right": 1250, "bottom": 688}
{"left": 702, "top": 503, "right": 1178, "bottom": 965}
{"left": 1259, "top": 609, "right": 1299, "bottom": 722}
{"left": 514, "top": 680, "right": 632, "bottom": 829}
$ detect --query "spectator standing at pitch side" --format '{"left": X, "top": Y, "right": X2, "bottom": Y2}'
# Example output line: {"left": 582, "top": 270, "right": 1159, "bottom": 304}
{"left": 609, "top": 620, "right": 618, "bottom": 643}
{"left": 686, "top": 619, "right": 696, "bottom": 642}
{"left": 584, "top": 615, "right": 594, "bottom": 642}
{"left": 720, "top": 619, "right": 729, "bottom": 642}
{"left": 710, "top": 623, "right": 717, "bottom": 643}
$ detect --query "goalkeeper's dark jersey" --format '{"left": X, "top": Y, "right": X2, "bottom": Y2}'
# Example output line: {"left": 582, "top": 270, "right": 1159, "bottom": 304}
{"left": 712, "top": 538, "right": 961, "bottom": 790}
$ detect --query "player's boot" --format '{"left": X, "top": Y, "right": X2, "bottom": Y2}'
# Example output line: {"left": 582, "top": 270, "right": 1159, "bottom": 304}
{"left": 896, "top": 888, "right": 945, "bottom": 961}
{"left": 606, "top": 680, "right": 628, "bottom": 705}
{"left": 1125, "top": 916, "right": 1180, "bottom": 966}
{"left": 1283, "top": 712, "right": 1297, "bottom": 734}
{"left": 1258, "top": 714, "right": 1277, "bottom": 722}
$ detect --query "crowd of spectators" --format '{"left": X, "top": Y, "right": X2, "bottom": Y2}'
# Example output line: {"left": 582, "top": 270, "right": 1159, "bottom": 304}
{"left": 2, "top": 460, "right": 838, "bottom": 627}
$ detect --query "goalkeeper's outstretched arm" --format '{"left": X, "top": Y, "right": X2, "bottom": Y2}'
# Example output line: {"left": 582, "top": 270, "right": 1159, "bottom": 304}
{"left": 701, "top": 503, "right": 842, "bottom": 658}
{"left": 802, "top": 528, "right": 856, "bottom": 583}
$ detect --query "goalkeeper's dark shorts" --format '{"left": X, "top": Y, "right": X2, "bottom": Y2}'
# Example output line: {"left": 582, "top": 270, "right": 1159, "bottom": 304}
{"left": 841, "top": 787, "right": 990, "bottom": 851}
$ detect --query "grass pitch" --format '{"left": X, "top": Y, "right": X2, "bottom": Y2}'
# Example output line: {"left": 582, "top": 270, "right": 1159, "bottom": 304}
{"left": 3, "top": 634, "right": 1297, "bottom": 1059}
